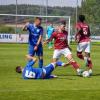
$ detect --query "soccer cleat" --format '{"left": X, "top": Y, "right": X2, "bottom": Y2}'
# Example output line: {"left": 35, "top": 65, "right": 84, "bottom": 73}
{"left": 50, "top": 75, "right": 58, "bottom": 78}
{"left": 77, "top": 69, "right": 84, "bottom": 76}
{"left": 88, "top": 69, "right": 92, "bottom": 76}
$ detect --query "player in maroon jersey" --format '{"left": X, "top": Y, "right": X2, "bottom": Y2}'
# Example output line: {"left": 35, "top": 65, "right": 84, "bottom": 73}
{"left": 44, "top": 21, "right": 83, "bottom": 75}
{"left": 75, "top": 15, "right": 92, "bottom": 75}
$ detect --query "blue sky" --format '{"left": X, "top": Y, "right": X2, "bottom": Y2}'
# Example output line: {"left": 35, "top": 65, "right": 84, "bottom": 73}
{"left": 0, "top": 0, "right": 82, "bottom": 7}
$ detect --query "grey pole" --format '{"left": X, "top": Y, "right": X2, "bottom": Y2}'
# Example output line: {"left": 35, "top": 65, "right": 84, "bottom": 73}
{"left": 46, "top": 0, "right": 48, "bottom": 16}
{"left": 45, "top": 0, "right": 48, "bottom": 35}
{"left": 15, "top": 0, "right": 18, "bottom": 34}
{"left": 76, "top": 0, "right": 78, "bottom": 25}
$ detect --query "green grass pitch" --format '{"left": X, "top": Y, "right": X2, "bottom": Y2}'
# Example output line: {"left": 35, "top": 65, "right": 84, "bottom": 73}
{"left": 0, "top": 43, "right": 100, "bottom": 100}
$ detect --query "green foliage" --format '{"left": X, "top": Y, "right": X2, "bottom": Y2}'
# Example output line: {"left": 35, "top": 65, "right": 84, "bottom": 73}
{"left": 0, "top": 5, "right": 75, "bottom": 16}
{"left": 80, "top": 0, "right": 100, "bottom": 23}
{"left": 0, "top": 25, "right": 15, "bottom": 33}
{"left": 78, "top": 0, "right": 100, "bottom": 35}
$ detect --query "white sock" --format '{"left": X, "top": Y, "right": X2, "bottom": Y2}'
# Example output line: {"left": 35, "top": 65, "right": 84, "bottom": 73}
{"left": 77, "top": 68, "right": 81, "bottom": 73}
{"left": 89, "top": 69, "right": 92, "bottom": 74}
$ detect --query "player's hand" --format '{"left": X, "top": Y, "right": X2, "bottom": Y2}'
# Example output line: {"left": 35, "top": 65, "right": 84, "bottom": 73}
{"left": 25, "top": 22, "right": 30, "bottom": 26}
{"left": 75, "top": 34, "right": 80, "bottom": 43}
{"left": 34, "top": 46, "right": 38, "bottom": 51}
{"left": 43, "top": 41, "right": 47, "bottom": 45}
{"left": 23, "top": 22, "right": 30, "bottom": 31}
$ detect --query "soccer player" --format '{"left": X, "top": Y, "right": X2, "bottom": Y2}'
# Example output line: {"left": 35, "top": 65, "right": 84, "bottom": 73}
{"left": 16, "top": 56, "right": 67, "bottom": 79}
{"left": 23, "top": 17, "right": 43, "bottom": 68}
{"left": 44, "top": 21, "right": 82, "bottom": 75}
{"left": 47, "top": 22, "right": 54, "bottom": 49}
{"left": 75, "top": 15, "right": 92, "bottom": 75}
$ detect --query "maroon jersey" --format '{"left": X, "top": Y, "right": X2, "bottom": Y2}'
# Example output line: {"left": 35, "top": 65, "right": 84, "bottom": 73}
{"left": 47, "top": 31, "right": 68, "bottom": 49}
{"left": 75, "top": 22, "right": 91, "bottom": 43}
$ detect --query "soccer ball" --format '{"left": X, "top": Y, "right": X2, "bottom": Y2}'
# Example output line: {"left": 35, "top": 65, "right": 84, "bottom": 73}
{"left": 82, "top": 71, "right": 90, "bottom": 77}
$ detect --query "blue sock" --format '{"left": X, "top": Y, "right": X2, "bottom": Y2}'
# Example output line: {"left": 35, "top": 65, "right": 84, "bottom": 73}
{"left": 39, "top": 59, "right": 43, "bottom": 68}
{"left": 56, "top": 61, "right": 64, "bottom": 66}
{"left": 26, "top": 59, "right": 35, "bottom": 67}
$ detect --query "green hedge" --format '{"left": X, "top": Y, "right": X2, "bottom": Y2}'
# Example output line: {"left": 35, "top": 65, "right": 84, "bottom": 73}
{"left": 0, "top": 25, "right": 15, "bottom": 33}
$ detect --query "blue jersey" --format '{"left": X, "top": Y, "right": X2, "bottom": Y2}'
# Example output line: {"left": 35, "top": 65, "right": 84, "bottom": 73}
{"left": 22, "top": 66, "right": 43, "bottom": 79}
{"left": 22, "top": 63, "right": 55, "bottom": 79}
{"left": 27, "top": 23, "right": 43, "bottom": 45}
{"left": 47, "top": 26, "right": 54, "bottom": 38}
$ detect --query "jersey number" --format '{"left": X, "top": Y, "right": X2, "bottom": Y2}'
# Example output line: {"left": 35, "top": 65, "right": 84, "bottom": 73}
{"left": 25, "top": 70, "right": 35, "bottom": 78}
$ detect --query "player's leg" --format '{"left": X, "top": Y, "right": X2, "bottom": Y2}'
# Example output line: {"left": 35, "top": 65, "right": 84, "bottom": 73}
{"left": 84, "top": 42, "right": 93, "bottom": 74}
{"left": 45, "top": 49, "right": 61, "bottom": 78}
{"left": 26, "top": 45, "right": 36, "bottom": 66}
{"left": 77, "top": 42, "right": 90, "bottom": 66}
{"left": 52, "top": 49, "right": 61, "bottom": 63}
{"left": 38, "top": 56, "right": 43, "bottom": 68}
{"left": 77, "top": 51, "right": 84, "bottom": 60}
{"left": 37, "top": 45, "right": 43, "bottom": 68}
{"left": 53, "top": 49, "right": 70, "bottom": 67}
{"left": 26, "top": 55, "right": 37, "bottom": 66}
{"left": 62, "top": 48, "right": 83, "bottom": 75}
{"left": 43, "top": 63, "right": 56, "bottom": 79}
{"left": 77, "top": 43, "right": 84, "bottom": 60}
{"left": 43, "top": 60, "right": 68, "bottom": 79}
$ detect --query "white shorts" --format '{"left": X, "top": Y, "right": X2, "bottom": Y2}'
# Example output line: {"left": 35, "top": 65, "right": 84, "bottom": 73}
{"left": 53, "top": 48, "right": 72, "bottom": 59}
{"left": 77, "top": 42, "right": 90, "bottom": 53}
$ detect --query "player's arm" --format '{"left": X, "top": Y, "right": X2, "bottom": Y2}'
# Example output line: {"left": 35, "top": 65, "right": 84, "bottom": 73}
{"left": 26, "top": 55, "right": 37, "bottom": 62}
{"left": 23, "top": 22, "right": 29, "bottom": 31}
{"left": 34, "top": 35, "right": 43, "bottom": 51}
{"left": 75, "top": 24, "right": 82, "bottom": 43}
{"left": 44, "top": 32, "right": 55, "bottom": 44}
{"left": 37, "top": 35, "right": 43, "bottom": 46}
{"left": 34, "top": 28, "right": 43, "bottom": 51}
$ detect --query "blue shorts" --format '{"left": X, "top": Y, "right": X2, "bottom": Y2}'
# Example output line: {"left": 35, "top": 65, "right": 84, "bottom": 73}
{"left": 43, "top": 64, "right": 55, "bottom": 79}
{"left": 28, "top": 44, "right": 43, "bottom": 56}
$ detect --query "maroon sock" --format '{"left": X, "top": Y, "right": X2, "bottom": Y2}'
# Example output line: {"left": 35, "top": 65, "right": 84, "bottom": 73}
{"left": 77, "top": 52, "right": 84, "bottom": 60}
{"left": 70, "top": 61, "right": 80, "bottom": 70}
{"left": 87, "top": 59, "right": 92, "bottom": 69}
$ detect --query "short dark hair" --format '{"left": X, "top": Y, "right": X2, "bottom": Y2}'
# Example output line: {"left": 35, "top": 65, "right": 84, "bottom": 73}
{"left": 60, "top": 20, "right": 66, "bottom": 25}
{"left": 16, "top": 66, "right": 22, "bottom": 73}
{"left": 34, "top": 17, "right": 42, "bottom": 21}
{"left": 79, "top": 15, "right": 85, "bottom": 22}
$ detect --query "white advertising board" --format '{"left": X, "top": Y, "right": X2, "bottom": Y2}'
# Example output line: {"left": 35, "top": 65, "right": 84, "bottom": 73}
{"left": 0, "top": 33, "right": 28, "bottom": 43}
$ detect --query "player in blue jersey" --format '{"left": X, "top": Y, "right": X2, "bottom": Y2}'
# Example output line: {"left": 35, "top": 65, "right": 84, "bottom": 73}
{"left": 47, "top": 23, "right": 54, "bottom": 49}
{"left": 16, "top": 56, "right": 67, "bottom": 79}
{"left": 23, "top": 17, "right": 43, "bottom": 68}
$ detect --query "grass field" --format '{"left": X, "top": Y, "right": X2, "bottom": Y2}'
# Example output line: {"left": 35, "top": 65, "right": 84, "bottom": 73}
{"left": 0, "top": 43, "right": 100, "bottom": 100}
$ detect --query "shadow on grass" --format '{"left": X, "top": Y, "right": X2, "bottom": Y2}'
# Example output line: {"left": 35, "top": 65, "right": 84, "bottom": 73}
{"left": 56, "top": 74, "right": 80, "bottom": 80}
{"left": 92, "top": 73, "right": 100, "bottom": 76}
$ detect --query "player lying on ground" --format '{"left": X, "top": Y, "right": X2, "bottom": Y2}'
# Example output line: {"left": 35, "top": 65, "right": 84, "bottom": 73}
{"left": 16, "top": 56, "right": 67, "bottom": 79}
{"left": 23, "top": 17, "right": 43, "bottom": 68}
{"left": 75, "top": 15, "right": 92, "bottom": 75}
{"left": 44, "top": 21, "right": 83, "bottom": 75}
